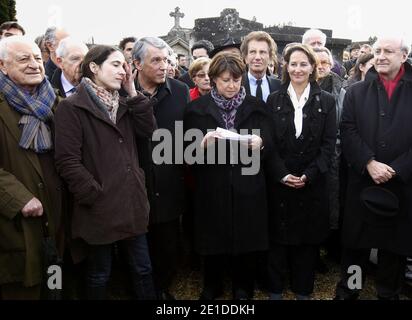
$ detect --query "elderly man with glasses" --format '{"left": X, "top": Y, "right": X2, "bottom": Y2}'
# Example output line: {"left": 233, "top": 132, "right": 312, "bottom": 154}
{"left": 335, "top": 36, "right": 412, "bottom": 300}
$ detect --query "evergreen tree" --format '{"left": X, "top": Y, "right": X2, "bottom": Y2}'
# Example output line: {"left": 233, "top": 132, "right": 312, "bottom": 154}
{"left": 0, "top": 0, "right": 16, "bottom": 24}
{"left": 8, "top": 0, "right": 16, "bottom": 21}
{"left": 0, "top": 0, "right": 10, "bottom": 25}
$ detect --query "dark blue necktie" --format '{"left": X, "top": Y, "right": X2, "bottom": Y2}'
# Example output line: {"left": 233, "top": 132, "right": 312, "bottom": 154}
{"left": 256, "top": 79, "right": 263, "bottom": 101}
{"left": 68, "top": 87, "right": 77, "bottom": 95}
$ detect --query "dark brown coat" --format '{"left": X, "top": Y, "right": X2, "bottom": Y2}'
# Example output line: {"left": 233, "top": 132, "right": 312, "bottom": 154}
{"left": 54, "top": 84, "right": 155, "bottom": 248}
{"left": 0, "top": 93, "right": 65, "bottom": 287}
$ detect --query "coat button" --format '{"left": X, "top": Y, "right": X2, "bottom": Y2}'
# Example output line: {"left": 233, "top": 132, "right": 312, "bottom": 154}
{"left": 299, "top": 135, "right": 305, "bottom": 140}
{"left": 155, "top": 193, "right": 160, "bottom": 197}
{"left": 303, "top": 113, "right": 307, "bottom": 119}
{"left": 38, "top": 182, "right": 44, "bottom": 189}
{"left": 277, "top": 107, "right": 281, "bottom": 111}
{"left": 380, "top": 141, "right": 386, "bottom": 148}
{"left": 127, "top": 166, "right": 132, "bottom": 172}
{"left": 318, "top": 108, "right": 322, "bottom": 113}
{"left": 119, "top": 138, "right": 124, "bottom": 144}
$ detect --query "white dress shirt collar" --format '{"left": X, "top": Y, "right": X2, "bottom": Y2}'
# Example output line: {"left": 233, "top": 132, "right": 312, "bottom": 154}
{"left": 61, "top": 72, "right": 76, "bottom": 96}
{"left": 287, "top": 82, "right": 311, "bottom": 139}
{"left": 248, "top": 72, "right": 270, "bottom": 102}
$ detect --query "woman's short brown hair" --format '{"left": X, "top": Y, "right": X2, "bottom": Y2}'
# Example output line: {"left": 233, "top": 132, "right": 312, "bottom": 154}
{"left": 189, "top": 57, "right": 211, "bottom": 80}
{"left": 208, "top": 52, "right": 245, "bottom": 86}
{"left": 282, "top": 44, "right": 318, "bottom": 84}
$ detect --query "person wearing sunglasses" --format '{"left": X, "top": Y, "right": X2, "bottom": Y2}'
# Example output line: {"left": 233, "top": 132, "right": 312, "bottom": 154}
{"left": 188, "top": 57, "right": 211, "bottom": 101}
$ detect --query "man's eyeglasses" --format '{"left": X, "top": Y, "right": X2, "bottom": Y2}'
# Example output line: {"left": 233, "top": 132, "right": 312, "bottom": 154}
{"left": 318, "top": 61, "right": 331, "bottom": 67}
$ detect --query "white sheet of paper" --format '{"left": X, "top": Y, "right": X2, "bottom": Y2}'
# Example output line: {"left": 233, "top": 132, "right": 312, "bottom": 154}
{"left": 215, "top": 127, "right": 253, "bottom": 142}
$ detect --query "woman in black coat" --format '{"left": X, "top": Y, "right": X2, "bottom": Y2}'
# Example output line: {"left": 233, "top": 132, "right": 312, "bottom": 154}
{"left": 266, "top": 44, "right": 337, "bottom": 300}
{"left": 184, "top": 52, "right": 273, "bottom": 300}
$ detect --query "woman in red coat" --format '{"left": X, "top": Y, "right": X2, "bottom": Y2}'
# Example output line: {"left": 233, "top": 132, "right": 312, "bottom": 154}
{"left": 189, "top": 57, "right": 211, "bottom": 101}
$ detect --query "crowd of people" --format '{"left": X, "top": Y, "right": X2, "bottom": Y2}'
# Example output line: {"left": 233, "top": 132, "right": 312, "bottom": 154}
{"left": 1, "top": 20, "right": 412, "bottom": 300}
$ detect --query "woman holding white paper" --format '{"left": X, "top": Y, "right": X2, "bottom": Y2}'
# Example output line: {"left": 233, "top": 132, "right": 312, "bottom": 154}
{"left": 266, "top": 44, "right": 337, "bottom": 300}
{"left": 184, "top": 52, "right": 274, "bottom": 300}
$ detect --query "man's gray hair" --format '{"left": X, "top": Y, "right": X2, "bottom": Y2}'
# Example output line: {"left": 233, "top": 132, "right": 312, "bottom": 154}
{"left": 132, "top": 37, "right": 170, "bottom": 64}
{"left": 0, "top": 35, "right": 40, "bottom": 60}
{"left": 56, "top": 37, "right": 88, "bottom": 58}
{"left": 44, "top": 26, "right": 57, "bottom": 46}
{"left": 373, "top": 35, "right": 410, "bottom": 56}
{"left": 313, "top": 47, "right": 335, "bottom": 67}
{"left": 302, "top": 29, "right": 327, "bottom": 46}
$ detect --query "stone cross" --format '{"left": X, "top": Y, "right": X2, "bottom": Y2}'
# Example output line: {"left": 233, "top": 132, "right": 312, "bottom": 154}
{"left": 170, "top": 7, "right": 184, "bottom": 29}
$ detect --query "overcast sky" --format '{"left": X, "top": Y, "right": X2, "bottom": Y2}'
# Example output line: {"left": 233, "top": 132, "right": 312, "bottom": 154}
{"left": 16, "top": 0, "right": 412, "bottom": 45}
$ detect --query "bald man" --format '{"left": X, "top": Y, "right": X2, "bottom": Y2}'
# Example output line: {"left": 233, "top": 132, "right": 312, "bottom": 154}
{"left": 336, "top": 36, "right": 412, "bottom": 300}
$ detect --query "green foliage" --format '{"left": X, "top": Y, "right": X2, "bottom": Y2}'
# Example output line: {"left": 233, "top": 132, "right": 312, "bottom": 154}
{"left": 0, "top": 0, "right": 17, "bottom": 24}
{"left": 0, "top": 0, "right": 10, "bottom": 25}
{"left": 8, "top": 0, "right": 17, "bottom": 21}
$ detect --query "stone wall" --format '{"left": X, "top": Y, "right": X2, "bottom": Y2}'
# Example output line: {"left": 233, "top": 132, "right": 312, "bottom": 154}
{"left": 162, "top": 8, "right": 352, "bottom": 62}
{"left": 192, "top": 9, "right": 351, "bottom": 61}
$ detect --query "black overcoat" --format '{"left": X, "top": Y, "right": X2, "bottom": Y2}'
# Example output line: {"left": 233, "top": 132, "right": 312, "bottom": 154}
{"left": 340, "top": 64, "right": 412, "bottom": 255}
{"left": 266, "top": 82, "right": 337, "bottom": 245}
{"left": 137, "top": 78, "right": 190, "bottom": 224}
{"left": 184, "top": 93, "right": 273, "bottom": 255}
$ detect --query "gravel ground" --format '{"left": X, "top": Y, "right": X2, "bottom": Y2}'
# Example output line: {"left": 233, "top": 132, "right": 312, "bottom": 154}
{"left": 103, "top": 253, "right": 412, "bottom": 301}
{"left": 62, "top": 245, "right": 411, "bottom": 300}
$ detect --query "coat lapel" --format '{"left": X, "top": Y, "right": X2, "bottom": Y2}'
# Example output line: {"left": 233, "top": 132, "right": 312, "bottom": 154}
{"left": 268, "top": 76, "right": 281, "bottom": 93}
{"left": 206, "top": 98, "right": 226, "bottom": 129}
{"left": 234, "top": 98, "right": 269, "bottom": 129}
{"left": 242, "top": 73, "right": 251, "bottom": 95}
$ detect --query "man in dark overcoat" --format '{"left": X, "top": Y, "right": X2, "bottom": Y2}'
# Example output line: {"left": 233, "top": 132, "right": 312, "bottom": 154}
{"left": 132, "top": 37, "right": 190, "bottom": 300}
{"left": 336, "top": 36, "right": 412, "bottom": 300}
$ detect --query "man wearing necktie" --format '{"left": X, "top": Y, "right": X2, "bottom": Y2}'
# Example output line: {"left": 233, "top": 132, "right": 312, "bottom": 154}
{"left": 241, "top": 31, "right": 281, "bottom": 102}
{"left": 50, "top": 37, "right": 88, "bottom": 98}
{"left": 239, "top": 31, "right": 282, "bottom": 292}
{"left": 255, "top": 79, "right": 263, "bottom": 101}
